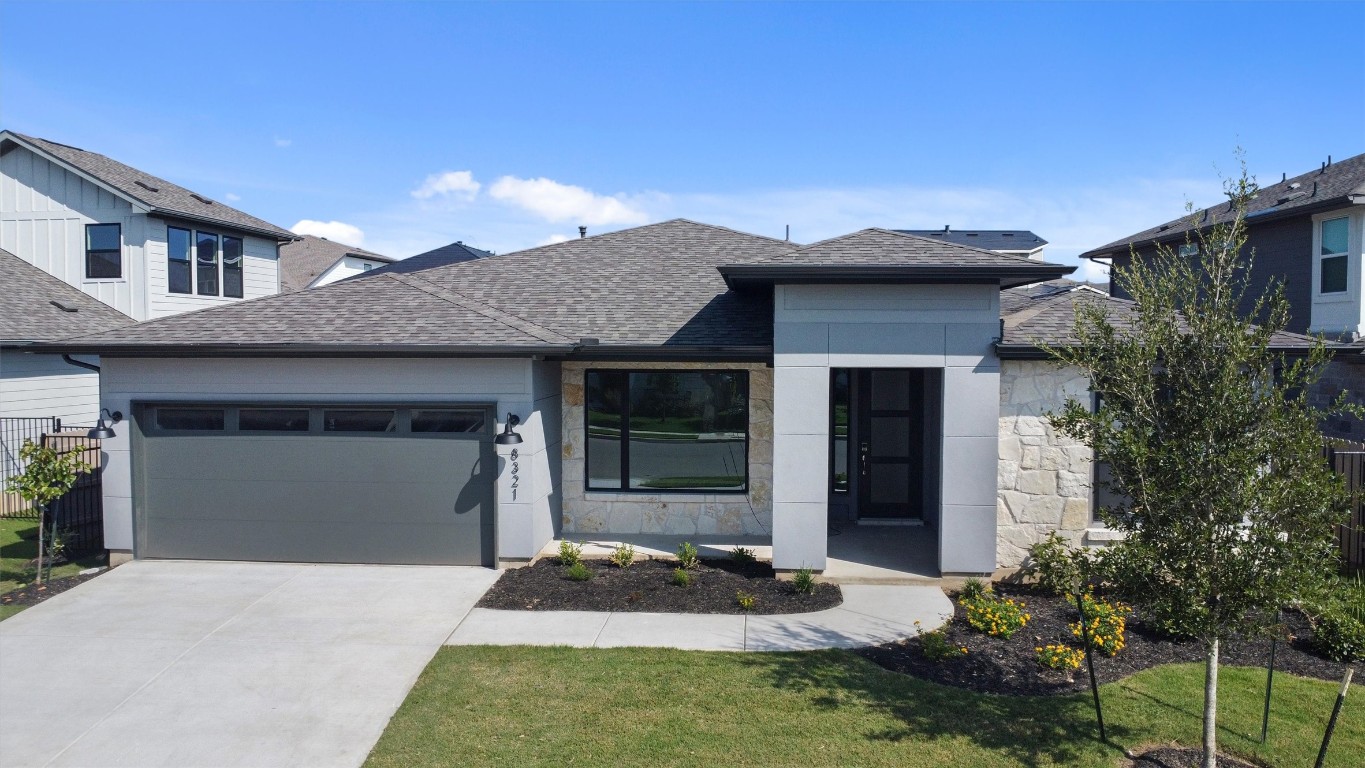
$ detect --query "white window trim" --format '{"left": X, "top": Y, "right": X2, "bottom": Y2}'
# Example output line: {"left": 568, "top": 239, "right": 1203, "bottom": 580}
{"left": 1312, "top": 209, "right": 1361, "bottom": 303}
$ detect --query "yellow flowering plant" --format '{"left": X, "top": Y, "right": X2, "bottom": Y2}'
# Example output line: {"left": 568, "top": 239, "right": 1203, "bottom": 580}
{"left": 1035, "top": 643, "right": 1084, "bottom": 671}
{"left": 1068, "top": 591, "right": 1131, "bottom": 657}
{"left": 959, "top": 590, "right": 1030, "bottom": 639}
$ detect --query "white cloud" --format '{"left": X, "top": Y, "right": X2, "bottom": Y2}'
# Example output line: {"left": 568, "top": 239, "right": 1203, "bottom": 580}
{"left": 274, "top": 137, "right": 292, "bottom": 148}
{"left": 536, "top": 234, "right": 572, "bottom": 247}
{"left": 488, "top": 176, "right": 649, "bottom": 226}
{"left": 290, "top": 219, "right": 366, "bottom": 247}
{"left": 411, "top": 170, "right": 481, "bottom": 201}
{"left": 223, "top": 192, "right": 241, "bottom": 202}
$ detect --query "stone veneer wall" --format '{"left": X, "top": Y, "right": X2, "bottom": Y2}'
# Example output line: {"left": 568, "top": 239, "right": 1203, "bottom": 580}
{"left": 560, "top": 361, "right": 773, "bottom": 537}
{"left": 997, "top": 360, "right": 1094, "bottom": 568}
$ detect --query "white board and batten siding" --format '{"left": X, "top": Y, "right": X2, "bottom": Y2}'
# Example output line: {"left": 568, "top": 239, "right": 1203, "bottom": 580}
{"left": 0, "top": 144, "right": 281, "bottom": 323}
{"left": 97, "top": 357, "right": 563, "bottom": 563}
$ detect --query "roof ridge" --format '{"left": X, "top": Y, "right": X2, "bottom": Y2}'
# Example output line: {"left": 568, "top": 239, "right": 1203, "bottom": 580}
{"left": 384, "top": 272, "right": 574, "bottom": 345}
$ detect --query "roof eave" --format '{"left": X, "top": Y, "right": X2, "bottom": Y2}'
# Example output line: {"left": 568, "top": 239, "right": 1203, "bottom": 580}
{"left": 149, "top": 210, "right": 299, "bottom": 242}
{"left": 718, "top": 263, "right": 1076, "bottom": 290}
{"left": 30, "top": 342, "right": 576, "bottom": 359}
{"left": 995, "top": 341, "right": 1322, "bottom": 360}
{"left": 1080, "top": 195, "right": 1363, "bottom": 260}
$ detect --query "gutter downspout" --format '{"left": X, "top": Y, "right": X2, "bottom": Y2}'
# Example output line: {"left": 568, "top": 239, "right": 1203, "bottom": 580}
{"left": 61, "top": 354, "right": 100, "bottom": 373}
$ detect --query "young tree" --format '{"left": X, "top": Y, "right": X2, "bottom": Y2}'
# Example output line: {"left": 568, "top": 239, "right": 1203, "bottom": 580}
{"left": 1047, "top": 163, "right": 1352, "bottom": 768}
{"left": 5, "top": 439, "right": 90, "bottom": 584}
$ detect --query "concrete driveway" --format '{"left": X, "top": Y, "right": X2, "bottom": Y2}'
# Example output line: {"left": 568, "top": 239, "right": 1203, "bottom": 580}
{"left": 0, "top": 560, "right": 499, "bottom": 768}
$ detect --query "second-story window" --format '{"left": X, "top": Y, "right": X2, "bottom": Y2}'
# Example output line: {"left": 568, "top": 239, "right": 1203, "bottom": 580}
{"left": 1320, "top": 216, "right": 1350, "bottom": 294}
{"left": 85, "top": 223, "right": 122, "bottom": 279}
{"left": 196, "top": 231, "right": 219, "bottom": 295}
{"left": 167, "top": 227, "right": 193, "bottom": 294}
{"left": 222, "top": 236, "right": 244, "bottom": 298}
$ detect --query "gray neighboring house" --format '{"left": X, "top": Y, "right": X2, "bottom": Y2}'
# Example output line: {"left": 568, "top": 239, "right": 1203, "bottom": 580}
{"left": 361, "top": 240, "right": 494, "bottom": 277}
{"left": 897, "top": 228, "right": 1048, "bottom": 260}
{"left": 1081, "top": 151, "right": 1365, "bottom": 438}
{"left": 279, "top": 235, "right": 396, "bottom": 292}
{"left": 45, "top": 219, "right": 1319, "bottom": 575}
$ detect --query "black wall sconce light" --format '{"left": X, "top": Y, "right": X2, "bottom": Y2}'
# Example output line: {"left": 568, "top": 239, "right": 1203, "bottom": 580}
{"left": 495, "top": 413, "right": 524, "bottom": 445}
{"left": 88, "top": 409, "right": 123, "bottom": 439}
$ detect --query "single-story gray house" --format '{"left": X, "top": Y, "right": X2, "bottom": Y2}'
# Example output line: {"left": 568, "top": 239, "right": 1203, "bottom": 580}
{"left": 44, "top": 220, "right": 1316, "bottom": 576}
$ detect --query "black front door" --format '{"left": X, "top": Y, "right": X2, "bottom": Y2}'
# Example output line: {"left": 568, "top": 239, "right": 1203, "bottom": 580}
{"left": 857, "top": 369, "right": 923, "bottom": 519}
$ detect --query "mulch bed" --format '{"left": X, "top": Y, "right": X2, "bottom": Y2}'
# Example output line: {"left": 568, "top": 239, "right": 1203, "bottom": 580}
{"left": 478, "top": 557, "right": 842, "bottom": 615}
{"left": 1127, "top": 746, "right": 1258, "bottom": 768}
{"left": 1, "top": 569, "right": 104, "bottom": 611}
{"left": 857, "top": 584, "right": 1353, "bottom": 697}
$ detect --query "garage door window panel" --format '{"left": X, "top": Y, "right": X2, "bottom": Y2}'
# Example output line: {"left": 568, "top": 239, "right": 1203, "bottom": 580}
{"left": 411, "top": 409, "right": 486, "bottom": 433}
{"left": 239, "top": 408, "right": 310, "bottom": 432}
{"left": 155, "top": 408, "right": 226, "bottom": 431}
{"left": 324, "top": 409, "right": 399, "bottom": 433}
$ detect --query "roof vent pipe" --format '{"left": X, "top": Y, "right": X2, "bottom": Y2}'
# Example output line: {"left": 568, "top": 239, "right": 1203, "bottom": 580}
{"left": 578, "top": 226, "right": 587, "bottom": 239}
{"left": 943, "top": 225, "right": 950, "bottom": 232}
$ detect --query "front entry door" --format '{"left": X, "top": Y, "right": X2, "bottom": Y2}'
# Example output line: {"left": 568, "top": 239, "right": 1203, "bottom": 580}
{"left": 857, "top": 369, "right": 923, "bottom": 519}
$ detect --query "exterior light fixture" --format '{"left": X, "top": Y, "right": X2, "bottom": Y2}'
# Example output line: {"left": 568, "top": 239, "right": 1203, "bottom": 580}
{"left": 88, "top": 409, "right": 123, "bottom": 439}
{"left": 495, "top": 413, "right": 523, "bottom": 445}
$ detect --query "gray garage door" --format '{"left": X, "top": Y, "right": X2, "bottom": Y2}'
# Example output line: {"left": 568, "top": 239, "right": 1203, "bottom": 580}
{"left": 134, "top": 403, "right": 495, "bottom": 566}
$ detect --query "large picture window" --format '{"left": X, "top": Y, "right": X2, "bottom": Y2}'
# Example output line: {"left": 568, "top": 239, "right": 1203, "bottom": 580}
{"left": 586, "top": 370, "right": 749, "bottom": 492}
{"left": 85, "top": 223, "right": 122, "bottom": 279}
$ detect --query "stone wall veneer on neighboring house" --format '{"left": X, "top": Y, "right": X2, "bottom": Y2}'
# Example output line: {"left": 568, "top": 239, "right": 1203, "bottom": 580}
{"left": 560, "top": 361, "right": 773, "bottom": 537}
{"left": 997, "top": 360, "right": 1094, "bottom": 568}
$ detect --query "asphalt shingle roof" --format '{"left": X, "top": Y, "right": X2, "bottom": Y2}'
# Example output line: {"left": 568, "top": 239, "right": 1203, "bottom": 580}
{"left": 999, "top": 283, "right": 1319, "bottom": 354}
{"left": 0, "top": 249, "right": 134, "bottom": 344}
{"left": 52, "top": 220, "right": 794, "bottom": 352}
{"left": 2, "top": 132, "right": 297, "bottom": 240}
{"left": 1081, "top": 152, "right": 1365, "bottom": 258}
{"left": 750, "top": 228, "right": 1064, "bottom": 267}
{"left": 364, "top": 241, "right": 494, "bottom": 277}
{"left": 895, "top": 229, "right": 1047, "bottom": 252}
{"left": 279, "top": 235, "right": 394, "bottom": 292}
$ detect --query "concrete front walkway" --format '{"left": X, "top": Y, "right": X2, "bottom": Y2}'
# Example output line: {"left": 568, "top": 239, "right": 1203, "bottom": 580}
{"left": 448, "top": 584, "right": 953, "bottom": 651}
{"left": 0, "top": 560, "right": 499, "bottom": 768}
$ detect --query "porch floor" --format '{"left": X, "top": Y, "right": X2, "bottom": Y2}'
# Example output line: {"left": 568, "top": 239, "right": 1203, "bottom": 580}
{"left": 824, "top": 523, "right": 939, "bottom": 584}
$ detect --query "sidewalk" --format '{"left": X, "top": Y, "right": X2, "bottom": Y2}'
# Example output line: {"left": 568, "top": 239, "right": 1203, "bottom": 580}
{"left": 446, "top": 584, "right": 952, "bottom": 652}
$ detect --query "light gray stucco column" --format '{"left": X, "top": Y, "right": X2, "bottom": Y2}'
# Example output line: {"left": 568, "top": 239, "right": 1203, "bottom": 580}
{"left": 495, "top": 430, "right": 537, "bottom": 564}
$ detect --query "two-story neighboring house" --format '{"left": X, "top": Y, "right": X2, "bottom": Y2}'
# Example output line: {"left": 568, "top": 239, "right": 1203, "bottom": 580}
{"left": 1080, "top": 151, "right": 1365, "bottom": 438}
{"left": 278, "top": 236, "right": 396, "bottom": 292}
{"left": 0, "top": 130, "right": 298, "bottom": 426}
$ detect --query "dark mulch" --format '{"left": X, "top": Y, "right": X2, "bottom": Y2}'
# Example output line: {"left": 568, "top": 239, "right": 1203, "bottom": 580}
{"left": 478, "top": 557, "right": 841, "bottom": 615}
{"left": 1, "top": 569, "right": 104, "bottom": 610}
{"left": 857, "top": 584, "right": 1353, "bottom": 697}
{"left": 1127, "top": 746, "right": 1258, "bottom": 768}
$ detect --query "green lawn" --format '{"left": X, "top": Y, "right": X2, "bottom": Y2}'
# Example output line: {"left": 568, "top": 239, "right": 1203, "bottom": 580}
{"left": 366, "top": 647, "right": 1362, "bottom": 768}
{"left": 1, "top": 516, "right": 105, "bottom": 618}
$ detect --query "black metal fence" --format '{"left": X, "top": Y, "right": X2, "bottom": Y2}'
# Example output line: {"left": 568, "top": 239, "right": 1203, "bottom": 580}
{"left": 1, "top": 418, "right": 104, "bottom": 557}
{"left": 1324, "top": 439, "right": 1365, "bottom": 575}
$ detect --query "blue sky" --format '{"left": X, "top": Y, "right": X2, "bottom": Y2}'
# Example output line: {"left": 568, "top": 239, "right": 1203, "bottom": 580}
{"left": 3, "top": 1, "right": 1362, "bottom": 279}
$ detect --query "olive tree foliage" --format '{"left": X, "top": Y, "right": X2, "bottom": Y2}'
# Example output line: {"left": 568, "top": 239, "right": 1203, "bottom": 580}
{"left": 5, "top": 439, "right": 90, "bottom": 584}
{"left": 1045, "top": 163, "right": 1352, "bottom": 767}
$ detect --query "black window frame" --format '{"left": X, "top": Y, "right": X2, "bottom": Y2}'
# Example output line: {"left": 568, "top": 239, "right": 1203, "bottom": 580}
{"left": 84, "top": 222, "right": 123, "bottom": 279}
{"left": 195, "top": 230, "right": 220, "bottom": 296}
{"left": 167, "top": 226, "right": 194, "bottom": 294}
{"left": 584, "top": 368, "right": 751, "bottom": 494}
{"left": 221, "top": 235, "right": 244, "bottom": 298}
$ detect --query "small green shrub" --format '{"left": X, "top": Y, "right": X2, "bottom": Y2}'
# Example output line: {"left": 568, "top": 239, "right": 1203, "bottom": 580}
{"left": 1068, "top": 591, "right": 1131, "bottom": 657}
{"left": 1022, "top": 533, "right": 1085, "bottom": 595}
{"left": 736, "top": 590, "right": 757, "bottom": 611}
{"left": 608, "top": 543, "right": 636, "bottom": 568}
{"left": 671, "top": 567, "right": 691, "bottom": 587}
{"left": 677, "top": 541, "right": 700, "bottom": 570}
{"left": 960, "top": 592, "right": 1030, "bottom": 639}
{"left": 557, "top": 540, "right": 584, "bottom": 567}
{"left": 791, "top": 567, "right": 816, "bottom": 595}
{"left": 1312, "top": 608, "right": 1365, "bottom": 662}
{"left": 960, "top": 577, "right": 988, "bottom": 601}
{"left": 913, "top": 620, "right": 967, "bottom": 662}
{"left": 730, "top": 546, "right": 757, "bottom": 563}
{"left": 1036, "top": 643, "right": 1084, "bottom": 671}
{"left": 1342, "top": 572, "right": 1365, "bottom": 624}
{"left": 564, "top": 562, "right": 593, "bottom": 582}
